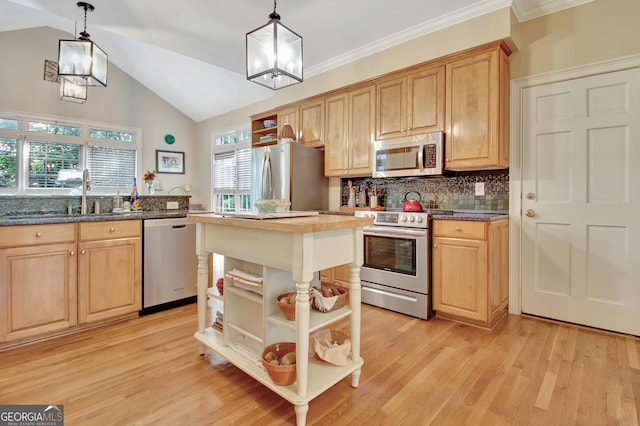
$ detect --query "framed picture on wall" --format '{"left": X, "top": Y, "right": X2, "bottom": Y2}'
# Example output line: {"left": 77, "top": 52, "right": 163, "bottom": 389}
{"left": 156, "top": 150, "right": 185, "bottom": 174}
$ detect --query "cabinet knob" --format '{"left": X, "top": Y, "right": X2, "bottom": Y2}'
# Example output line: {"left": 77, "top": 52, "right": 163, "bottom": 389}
{"left": 526, "top": 192, "right": 536, "bottom": 200}
{"left": 525, "top": 209, "right": 536, "bottom": 218}
{"left": 433, "top": 243, "right": 437, "bottom": 248}
{"left": 69, "top": 251, "right": 75, "bottom": 256}
{"left": 454, "top": 227, "right": 461, "bottom": 232}
{"left": 35, "top": 232, "right": 42, "bottom": 237}
{"left": 81, "top": 250, "right": 86, "bottom": 255}
{"left": 109, "top": 227, "right": 116, "bottom": 232}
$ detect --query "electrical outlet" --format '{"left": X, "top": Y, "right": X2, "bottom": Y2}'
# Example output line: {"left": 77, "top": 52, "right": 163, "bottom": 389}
{"left": 166, "top": 201, "right": 179, "bottom": 210}
{"left": 475, "top": 182, "right": 485, "bottom": 196}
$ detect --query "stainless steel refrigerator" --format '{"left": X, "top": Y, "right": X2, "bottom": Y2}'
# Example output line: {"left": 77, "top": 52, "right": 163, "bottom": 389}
{"left": 252, "top": 141, "right": 328, "bottom": 211}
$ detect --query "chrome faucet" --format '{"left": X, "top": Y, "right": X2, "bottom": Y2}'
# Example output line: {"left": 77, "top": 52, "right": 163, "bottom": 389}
{"left": 81, "top": 169, "right": 91, "bottom": 215}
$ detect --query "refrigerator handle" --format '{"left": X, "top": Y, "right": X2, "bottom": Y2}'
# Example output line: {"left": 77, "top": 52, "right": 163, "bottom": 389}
{"left": 261, "top": 151, "right": 272, "bottom": 199}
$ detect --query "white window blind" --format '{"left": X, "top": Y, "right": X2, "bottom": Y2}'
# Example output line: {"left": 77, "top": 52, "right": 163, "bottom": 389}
{"left": 28, "top": 141, "right": 81, "bottom": 188}
{"left": 212, "top": 127, "right": 252, "bottom": 212}
{"left": 88, "top": 146, "right": 136, "bottom": 187}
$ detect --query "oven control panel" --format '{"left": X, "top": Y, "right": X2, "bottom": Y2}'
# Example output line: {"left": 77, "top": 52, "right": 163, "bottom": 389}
{"left": 355, "top": 211, "right": 429, "bottom": 229}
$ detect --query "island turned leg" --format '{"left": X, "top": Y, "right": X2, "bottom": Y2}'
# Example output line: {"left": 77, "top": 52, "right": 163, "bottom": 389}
{"left": 196, "top": 252, "right": 209, "bottom": 355}
{"left": 294, "top": 403, "right": 309, "bottom": 426}
{"left": 349, "top": 264, "right": 362, "bottom": 387}
{"left": 295, "top": 280, "right": 310, "bottom": 397}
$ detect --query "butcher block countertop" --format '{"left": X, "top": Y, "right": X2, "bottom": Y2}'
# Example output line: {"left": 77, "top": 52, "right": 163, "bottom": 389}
{"left": 186, "top": 212, "right": 373, "bottom": 234}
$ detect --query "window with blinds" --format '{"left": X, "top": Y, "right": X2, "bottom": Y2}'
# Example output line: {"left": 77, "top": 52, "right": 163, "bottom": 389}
{"left": 0, "top": 111, "right": 140, "bottom": 193}
{"left": 212, "top": 129, "right": 252, "bottom": 212}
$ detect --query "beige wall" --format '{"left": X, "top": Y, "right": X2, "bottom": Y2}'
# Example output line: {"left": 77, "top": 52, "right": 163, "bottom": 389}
{"left": 0, "top": 27, "right": 199, "bottom": 202}
{"left": 509, "top": 0, "right": 640, "bottom": 79}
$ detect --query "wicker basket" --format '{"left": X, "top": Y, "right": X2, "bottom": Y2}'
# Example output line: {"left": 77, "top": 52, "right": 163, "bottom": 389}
{"left": 262, "top": 342, "right": 296, "bottom": 385}
{"left": 312, "top": 282, "right": 349, "bottom": 313}
{"left": 276, "top": 292, "right": 312, "bottom": 321}
{"left": 313, "top": 330, "right": 351, "bottom": 366}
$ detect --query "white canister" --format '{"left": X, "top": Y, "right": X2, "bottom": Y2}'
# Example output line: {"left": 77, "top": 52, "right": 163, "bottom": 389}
{"left": 370, "top": 196, "right": 378, "bottom": 208}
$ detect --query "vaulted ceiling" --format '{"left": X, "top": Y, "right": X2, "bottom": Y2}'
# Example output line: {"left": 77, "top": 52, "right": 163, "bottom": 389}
{"left": 0, "top": 0, "right": 590, "bottom": 122}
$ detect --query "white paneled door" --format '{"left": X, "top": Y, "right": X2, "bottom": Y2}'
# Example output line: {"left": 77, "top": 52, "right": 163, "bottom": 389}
{"left": 521, "top": 68, "right": 640, "bottom": 336}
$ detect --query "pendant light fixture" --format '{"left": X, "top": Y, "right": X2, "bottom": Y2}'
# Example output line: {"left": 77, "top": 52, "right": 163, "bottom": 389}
{"left": 60, "top": 78, "right": 88, "bottom": 103}
{"left": 246, "top": 0, "right": 302, "bottom": 90}
{"left": 58, "top": 2, "right": 108, "bottom": 87}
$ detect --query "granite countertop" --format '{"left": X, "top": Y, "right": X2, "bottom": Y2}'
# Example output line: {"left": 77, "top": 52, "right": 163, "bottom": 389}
{"left": 0, "top": 210, "right": 196, "bottom": 226}
{"left": 432, "top": 210, "right": 509, "bottom": 222}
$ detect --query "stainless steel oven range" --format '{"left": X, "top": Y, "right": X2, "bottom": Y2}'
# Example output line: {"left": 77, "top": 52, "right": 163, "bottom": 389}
{"left": 354, "top": 210, "right": 445, "bottom": 320}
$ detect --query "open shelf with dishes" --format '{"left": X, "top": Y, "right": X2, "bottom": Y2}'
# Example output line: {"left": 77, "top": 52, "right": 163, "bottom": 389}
{"left": 251, "top": 113, "right": 278, "bottom": 146}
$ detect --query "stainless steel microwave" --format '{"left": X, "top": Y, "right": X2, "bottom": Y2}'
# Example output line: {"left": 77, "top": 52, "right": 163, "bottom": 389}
{"left": 372, "top": 132, "right": 444, "bottom": 178}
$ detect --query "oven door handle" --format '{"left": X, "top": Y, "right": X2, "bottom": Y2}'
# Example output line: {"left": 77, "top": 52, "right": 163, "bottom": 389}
{"left": 364, "top": 227, "right": 427, "bottom": 238}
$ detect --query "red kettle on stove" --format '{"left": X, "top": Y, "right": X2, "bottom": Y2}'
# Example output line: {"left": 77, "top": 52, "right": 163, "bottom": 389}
{"left": 402, "top": 192, "right": 423, "bottom": 212}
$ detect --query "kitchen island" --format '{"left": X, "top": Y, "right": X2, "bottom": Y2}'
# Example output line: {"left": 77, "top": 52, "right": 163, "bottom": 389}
{"left": 186, "top": 212, "right": 372, "bottom": 426}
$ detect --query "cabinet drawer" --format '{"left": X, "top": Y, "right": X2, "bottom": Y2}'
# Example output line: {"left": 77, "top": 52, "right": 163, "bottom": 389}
{"left": 0, "top": 223, "right": 76, "bottom": 248}
{"left": 79, "top": 220, "right": 141, "bottom": 241}
{"left": 433, "top": 220, "right": 486, "bottom": 240}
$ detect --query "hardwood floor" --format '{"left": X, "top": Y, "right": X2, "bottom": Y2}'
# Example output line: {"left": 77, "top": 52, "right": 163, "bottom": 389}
{"left": 0, "top": 303, "right": 638, "bottom": 425}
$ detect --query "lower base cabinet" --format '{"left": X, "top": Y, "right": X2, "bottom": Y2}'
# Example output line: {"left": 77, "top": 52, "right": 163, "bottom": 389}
{"left": 432, "top": 219, "right": 509, "bottom": 328}
{"left": 0, "top": 220, "right": 142, "bottom": 347}
{"left": 0, "top": 241, "right": 78, "bottom": 342}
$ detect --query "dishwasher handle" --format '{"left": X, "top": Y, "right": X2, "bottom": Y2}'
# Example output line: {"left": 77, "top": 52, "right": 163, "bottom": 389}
{"left": 172, "top": 224, "right": 187, "bottom": 229}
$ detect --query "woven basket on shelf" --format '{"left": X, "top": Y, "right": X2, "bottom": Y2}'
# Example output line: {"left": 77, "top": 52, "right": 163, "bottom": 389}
{"left": 276, "top": 292, "right": 312, "bottom": 321}
{"left": 312, "top": 282, "right": 348, "bottom": 313}
{"left": 262, "top": 342, "right": 296, "bottom": 385}
{"left": 313, "top": 330, "right": 351, "bottom": 366}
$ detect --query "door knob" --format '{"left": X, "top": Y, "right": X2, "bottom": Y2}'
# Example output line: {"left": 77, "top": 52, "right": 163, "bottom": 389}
{"left": 525, "top": 209, "right": 535, "bottom": 218}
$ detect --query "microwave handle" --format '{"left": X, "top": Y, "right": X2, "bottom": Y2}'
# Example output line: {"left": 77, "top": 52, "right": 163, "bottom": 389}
{"left": 418, "top": 144, "right": 425, "bottom": 169}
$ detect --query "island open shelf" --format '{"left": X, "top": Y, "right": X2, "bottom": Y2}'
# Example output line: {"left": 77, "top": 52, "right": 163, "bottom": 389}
{"left": 187, "top": 213, "right": 372, "bottom": 426}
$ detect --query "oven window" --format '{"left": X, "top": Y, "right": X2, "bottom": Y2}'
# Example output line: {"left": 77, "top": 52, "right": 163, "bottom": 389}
{"left": 363, "top": 234, "right": 416, "bottom": 276}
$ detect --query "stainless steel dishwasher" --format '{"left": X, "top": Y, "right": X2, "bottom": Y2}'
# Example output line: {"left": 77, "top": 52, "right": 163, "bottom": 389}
{"left": 141, "top": 217, "right": 197, "bottom": 314}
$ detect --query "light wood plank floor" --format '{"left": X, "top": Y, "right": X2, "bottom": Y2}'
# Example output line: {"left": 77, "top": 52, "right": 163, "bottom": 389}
{"left": 1, "top": 303, "right": 638, "bottom": 425}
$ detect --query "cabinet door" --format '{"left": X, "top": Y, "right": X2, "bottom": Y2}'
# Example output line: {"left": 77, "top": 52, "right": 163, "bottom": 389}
{"left": 432, "top": 236, "right": 488, "bottom": 322}
{"left": 77, "top": 237, "right": 141, "bottom": 324}
{"left": 348, "top": 85, "right": 375, "bottom": 176}
{"left": 324, "top": 92, "right": 349, "bottom": 176}
{"left": 299, "top": 98, "right": 325, "bottom": 147}
{"left": 488, "top": 219, "right": 509, "bottom": 320}
{"left": 278, "top": 107, "right": 299, "bottom": 139}
{"left": 0, "top": 243, "right": 77, "bottom": 342}
{"left": 376, "top": 76, "right": 407, "bottom": 140}
{"left": 407, "top": 65, "right": 444, "bottom": 135}
{"left": 445, "top": 45, "right": 509, "bottom": 170}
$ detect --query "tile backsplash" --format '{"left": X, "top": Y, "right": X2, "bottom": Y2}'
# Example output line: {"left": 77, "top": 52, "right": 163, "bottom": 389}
{"left": 343, "top": 169, "right": 509, "bottom": 211}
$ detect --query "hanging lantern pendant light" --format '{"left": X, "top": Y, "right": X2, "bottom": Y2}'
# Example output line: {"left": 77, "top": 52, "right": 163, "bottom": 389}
{"left": 246, "top": 0, "right": 303, "bottom": 90}
{"left": 58, "top": 2, "right": 108, "bottom": 87}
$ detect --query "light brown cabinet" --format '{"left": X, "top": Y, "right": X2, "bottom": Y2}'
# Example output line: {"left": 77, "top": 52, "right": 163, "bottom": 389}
{"left": 0, "top": 220, "right": 141, "bottom": 347}
{"left": 444, "top": 42, "right": 510, "bottom": 170}
{"left": 375, "top": 65, "right": 445, "bottom": 140}
{"left": 78, "top": 220, "right": 142, "bottom": 324}
{"left": 0, "top": 223, "right": 78, "bottom": 342}
{"left": 320, "top": 263, "right": 351, "bottom": 286}
{"left": 432, "top": 218, "right": 508, "bottom": 328}
{"left": 324, "top": 85, "right": 375, "bottom": 177}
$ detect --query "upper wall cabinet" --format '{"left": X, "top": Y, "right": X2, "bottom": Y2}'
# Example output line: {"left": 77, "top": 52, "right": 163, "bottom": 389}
{"left": 375, "top": 64, "right": 445, "bottom": 140}
{"left": 297, "top": 98, "right": 325, "bottom": 148}
{"left": 444, "top": 42, "right": 511, "bottom": 170}
{"left": 325, "top": 85, "right": 375, "bottom": 177}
